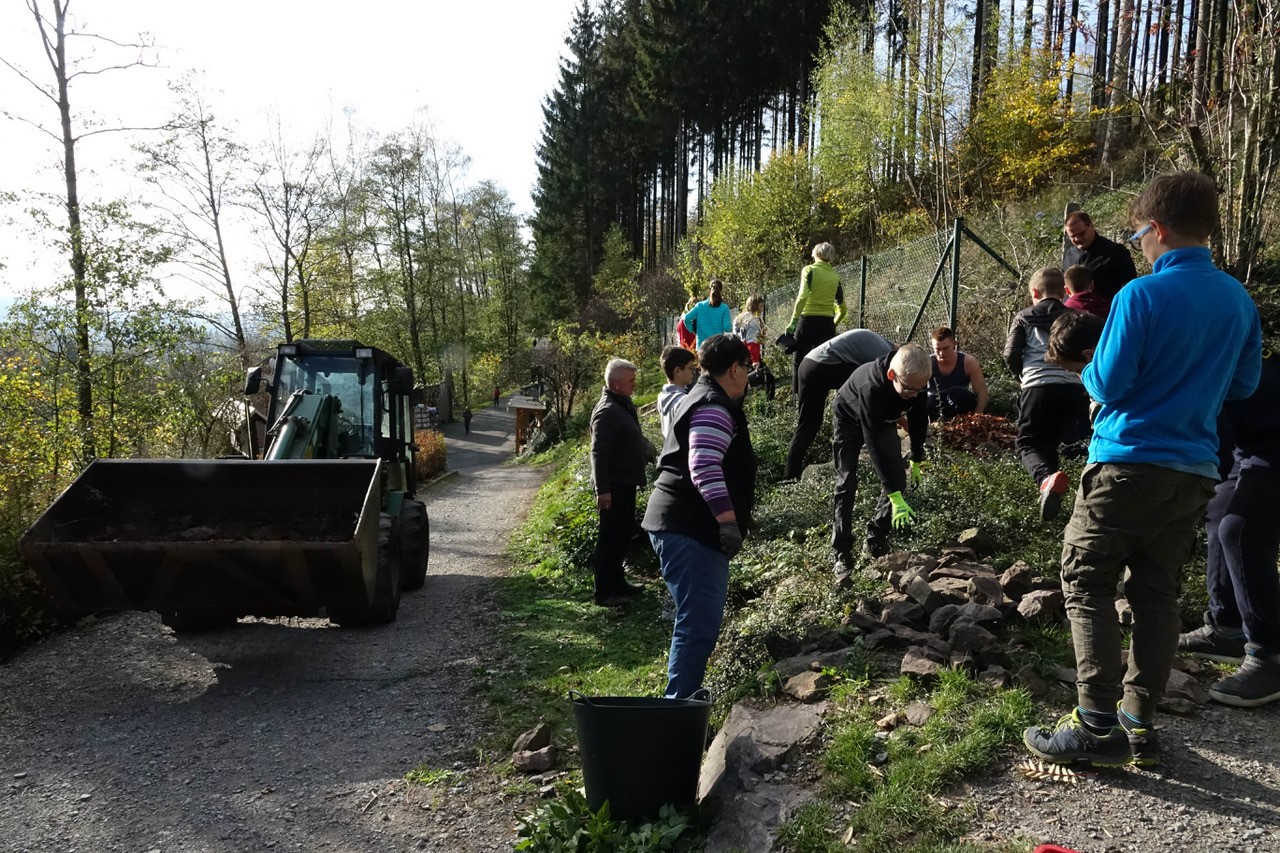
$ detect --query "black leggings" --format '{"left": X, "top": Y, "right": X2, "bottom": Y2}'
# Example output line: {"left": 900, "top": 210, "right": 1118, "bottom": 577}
{"left": 791, "top": 316, "right": 836, "bottom": 394}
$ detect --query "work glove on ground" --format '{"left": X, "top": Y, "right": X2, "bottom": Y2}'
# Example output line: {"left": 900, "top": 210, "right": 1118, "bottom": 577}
{"left": 910, "top": 460, "right": 927, "bottom": 490}
{"left": 718, "top": 521, "right": 744, "bottom": 558}
{"left": 887, "top": 491, "right": 917, "bottom": 530}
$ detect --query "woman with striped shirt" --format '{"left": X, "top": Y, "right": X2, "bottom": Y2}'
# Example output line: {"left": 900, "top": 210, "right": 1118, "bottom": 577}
{"left": 642, "top": 334, "right": 758, "bottom": 699}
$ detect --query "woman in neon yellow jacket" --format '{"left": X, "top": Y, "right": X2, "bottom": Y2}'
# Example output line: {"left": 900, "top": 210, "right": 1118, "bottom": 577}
{"left": 786, "top": 242, "right": 848, "bottom": 392}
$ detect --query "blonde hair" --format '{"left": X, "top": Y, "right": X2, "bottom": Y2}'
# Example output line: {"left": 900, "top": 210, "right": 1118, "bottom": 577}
{"left": 811, "top": 242, "right": 835, "bottom": 262}
{"left": 891, "top": 343, "right": 930, "bottom": 382}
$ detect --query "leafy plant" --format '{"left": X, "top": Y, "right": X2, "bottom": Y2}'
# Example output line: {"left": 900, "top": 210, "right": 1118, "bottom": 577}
{"left": 404, "top": 765, "right": 458, "bottom": 787}
{"left": 516, "top": 787, "right": 700, "bottom": 853}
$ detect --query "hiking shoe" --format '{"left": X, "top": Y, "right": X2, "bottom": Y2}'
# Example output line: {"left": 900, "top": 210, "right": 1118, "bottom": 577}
{"left": 1023, "top": 709, "right": 1131, "bottom": 767}
{"left": 1208, "top": 651, "right": 1280, "bottom": 708}
{"left": 1118, "top": 708, "right": 1160, "bottom": 767}
{"left": 862, "top": 536, "right": 890, "bottom": 559}
{"left": 1038, "top": 471, "right": 1069, "bottom": 521}
{"left": 593, "top": 594, "right": 629, "bottom": 608}
{"left": 1178, "top": 619, "right": 1246, "bottom": 663}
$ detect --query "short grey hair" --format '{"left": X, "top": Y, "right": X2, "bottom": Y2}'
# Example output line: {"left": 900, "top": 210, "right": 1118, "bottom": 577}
{"left": 891, "top": 343, "right": 930, "bottom": 382}
{"left": 604, "top": 357, "right": 638, "bottom": 386}
{"left": 812, "top": 242, "right": 835, "bottom": 262}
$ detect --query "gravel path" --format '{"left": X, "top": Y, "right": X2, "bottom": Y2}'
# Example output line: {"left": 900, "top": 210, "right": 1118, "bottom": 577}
{"left": 0, "top": 398, "right": 548, "bottom": 853}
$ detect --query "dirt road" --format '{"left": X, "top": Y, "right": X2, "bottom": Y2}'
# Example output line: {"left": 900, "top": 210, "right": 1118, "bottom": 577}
{"left": 0, "top": 399, "right": 548, "bottom": 852}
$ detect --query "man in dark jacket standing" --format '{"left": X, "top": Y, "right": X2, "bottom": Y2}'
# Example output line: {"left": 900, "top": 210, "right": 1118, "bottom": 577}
{"left": 832, "top": 343, "right": 931, "bottom": 576}
{"left": 644, "top": 335, "right": 757, "bottom": 698}
{"left": 1063, "top": 211, "right": 1138, "bottom": 302}
{"left": 589, "top": 358, "right": 655, "bottom": 606}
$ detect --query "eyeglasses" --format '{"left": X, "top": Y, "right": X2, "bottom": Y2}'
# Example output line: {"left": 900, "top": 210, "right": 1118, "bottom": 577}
{"left": 1125, "top": 222, "right": 1155, "bottom": 246}
{"left": 899, "top": 378, "right": 929, "bottom": 393}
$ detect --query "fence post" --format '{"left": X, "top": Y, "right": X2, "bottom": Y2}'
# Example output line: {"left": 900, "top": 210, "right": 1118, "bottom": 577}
{"left": 859, "top": 255, "right": 868, "bottom": 329}
{"left": 950, "top": 218, "right": 963, "bottom": 332}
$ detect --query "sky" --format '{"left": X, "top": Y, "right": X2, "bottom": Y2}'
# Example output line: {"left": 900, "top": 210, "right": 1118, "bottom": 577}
{"left": 0, "top": 0, "right": 583, "bottom": 305}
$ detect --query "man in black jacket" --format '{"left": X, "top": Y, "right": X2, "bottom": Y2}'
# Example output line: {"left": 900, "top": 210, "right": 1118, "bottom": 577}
{"left": 589, "top": 358, "right": 656, "bottom": 606}
{"left": 832, "top": 343, "right": 931, "bottom": 577}
{"left": 1063, "top": 211, "right": 1138, "bottom": 302}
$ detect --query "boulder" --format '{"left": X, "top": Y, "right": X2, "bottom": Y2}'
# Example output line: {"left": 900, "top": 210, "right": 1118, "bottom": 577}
{"left": 967, "top": 575, "right": 1005, "bottom": 607}
{"left": 703, "top": 783, "right": 815, "bottom": 853}
{"left": 513, "top": 722, "right": 552, "bottom": 753}
{"left": 956, "top": 528, "right": 999, "bottom": 556}
{"left": 783, "top": 670, "right": 834, "bottom": 703}
{"left": 904, "top": 577, "right": 949, "bottom": 613}
{"left": 904, "top": 700, "right": 935, "bottom": 726}
{"left": 928, "top": 604, "right": 962, "bottom": 637}
{"left": 880, "top": 600, "right": 927, "bottom": 628}
{"left": 1017, "top": 589, "right": 1066, "bottom": 622}
{"left": 949, "top": 619, "right": 996, "bottom": 652}
{"left": 699, "top": 701, "right": 827, "bottom": 803}
{"left": 901, "top": 646, "right": 946, "bottom": 678}
{"left": 999, "top": 562, "right": 1033, "bottom": 600}
{"left": 957, "top": 601, "right": 1004, "bottom": 624}
{"left": 512, "top": 746, "right": 557, "bottom": 773}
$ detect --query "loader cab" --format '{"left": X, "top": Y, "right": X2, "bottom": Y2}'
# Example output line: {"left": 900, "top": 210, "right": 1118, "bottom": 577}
{"left": 258, "top": 340, "right": 418, "bottom": 493}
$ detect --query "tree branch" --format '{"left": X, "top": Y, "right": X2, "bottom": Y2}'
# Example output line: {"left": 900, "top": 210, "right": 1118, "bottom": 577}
{"left": 0, "top": 108, "right": 63, "bottom": 143}
{"left": 0, "top": 56, "right": 59, "bottom": 105}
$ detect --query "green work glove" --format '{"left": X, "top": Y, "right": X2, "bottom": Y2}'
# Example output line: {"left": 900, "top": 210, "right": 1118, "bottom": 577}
{"left": 910, "top": 460, "right": 927, "bottom": 490}
{"left": 786, "top": 322, "right": 797, "bottom": 335}
{"left": 888, "top": 491, "right": 917, "bottom": 530}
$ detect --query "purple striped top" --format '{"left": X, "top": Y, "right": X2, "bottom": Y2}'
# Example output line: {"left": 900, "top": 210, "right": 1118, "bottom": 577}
{"left": 688, "top": 403, "right": 735, "bottom": 516}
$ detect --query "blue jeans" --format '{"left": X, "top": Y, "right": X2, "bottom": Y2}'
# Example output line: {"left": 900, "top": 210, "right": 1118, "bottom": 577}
{"left": 649, "top": 531, "right": 729, "bottom": 699}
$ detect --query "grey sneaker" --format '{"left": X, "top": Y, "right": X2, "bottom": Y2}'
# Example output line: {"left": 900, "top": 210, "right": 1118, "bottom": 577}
{"left": 1023, "top": 708, "right": 1131, "bottom": 767}
{"left": 1118, "top": 707, "right": 1160, "bottom": 767}
{"left": 834, "top": 553, "right": 854, "bottom": 588}
{"left": 1178, "top": 618, "right": 1246, "bottom": 663}
{"left": 1208, "top": 650, "right": 1280, "bottom": 708}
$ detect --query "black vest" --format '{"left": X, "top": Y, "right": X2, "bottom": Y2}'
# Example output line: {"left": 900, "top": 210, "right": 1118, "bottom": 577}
{"left": 642, "top": 375, "right": 757, "bottom": 548}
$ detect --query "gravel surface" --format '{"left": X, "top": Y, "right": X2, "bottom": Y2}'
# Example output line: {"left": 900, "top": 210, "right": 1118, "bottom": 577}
{"left": 0, "top": 400, "right": 549, "bottom": 853}
{"left": 959, "top": 684, "right": 1280, "bottom": 852}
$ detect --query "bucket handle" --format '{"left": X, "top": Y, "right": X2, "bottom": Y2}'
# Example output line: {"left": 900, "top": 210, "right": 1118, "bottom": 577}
{"left": 569, "top": 688, "right": 712, "bottom": 703}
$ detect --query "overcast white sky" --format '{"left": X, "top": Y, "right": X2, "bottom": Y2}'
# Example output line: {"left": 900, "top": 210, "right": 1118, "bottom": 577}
{"left": 0, "top": 0, "right": 583, "bottom": 303}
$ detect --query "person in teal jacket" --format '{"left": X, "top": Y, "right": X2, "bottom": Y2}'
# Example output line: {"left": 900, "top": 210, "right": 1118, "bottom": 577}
{"left": 683, "top": 279, "right": 734, "bottom": 348}
{"left": 786, "top": 242, "right": 848, "bottom": 392}
{"left": 1024, "top": 171, "right": 1262, "bottom": 769}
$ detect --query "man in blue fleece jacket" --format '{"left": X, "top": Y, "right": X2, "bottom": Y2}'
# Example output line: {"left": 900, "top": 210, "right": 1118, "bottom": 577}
{"left": 1024, "top": 171, "right": 1262, "bottom": 769}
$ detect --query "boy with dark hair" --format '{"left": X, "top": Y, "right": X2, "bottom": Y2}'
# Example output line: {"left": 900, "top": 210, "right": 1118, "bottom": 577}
{"left": 1004, "top": 267, "right": 1089, "bottom": 521}
{"left": 1063, "top": 264, "right": 1109, "bottom": 322}
{"left": 1024, "top": 171, "right": 1262, "bottom": 767}
{"left": 658, "top": 345, "right": 698, "bottom": 439}
{"left": 1046, "top": 310, "right": 1105, "bottom": 375}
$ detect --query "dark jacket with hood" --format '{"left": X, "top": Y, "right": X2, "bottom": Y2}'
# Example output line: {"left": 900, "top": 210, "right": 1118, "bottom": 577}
{"left": 1004, "top": 298, "right": 1083, "bottom": 389}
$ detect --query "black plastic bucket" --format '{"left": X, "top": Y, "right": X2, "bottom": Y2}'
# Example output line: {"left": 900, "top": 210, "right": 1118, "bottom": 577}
{"left": 571, "top": 689, "right": 712, "bottom": 820}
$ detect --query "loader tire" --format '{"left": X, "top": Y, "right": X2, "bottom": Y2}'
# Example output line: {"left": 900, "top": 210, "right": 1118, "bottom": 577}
{"left": 329, "top": 514, "right": 401, "bottom": 628}
{"left": 398, "top": 499, "right": 430, "bottom": 591}
{"left": 160, "top": 612, "right": 237, "bottom": 632}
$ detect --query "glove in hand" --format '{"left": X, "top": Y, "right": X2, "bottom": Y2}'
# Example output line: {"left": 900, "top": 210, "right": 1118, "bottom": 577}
{"left": 718, "top": 521, "right": 744, "bottom": 558}
{"left": 910, "top": 460, "right": 927, "bottom": 490}
{"left": 887, "top": 491, "right": 917, "bottom": 529}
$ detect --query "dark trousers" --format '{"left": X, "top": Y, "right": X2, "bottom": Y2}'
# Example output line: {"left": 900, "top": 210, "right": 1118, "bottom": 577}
{"left": 927, "top": 387, "right": 977, "bottom": 420}
{"left": 831, "top": 399, "right": 900, "bottom": 556}
{"left": 1016, "top": 383, "right": 1088, "bottom": 484}
{"left": 1062, "top": 463, "right": 1215, "bottom": 720}
{"left": 783, "top": 360, "right": 856, "bottom": 479}
{"left": 592, "top": 483, "right": 637, "bottom": 597}
{"left": 1206, "top": 463, "right": 1280, "bottom": 652}
{"left": 790, "top": 316, "right": 836, "bottom": 394}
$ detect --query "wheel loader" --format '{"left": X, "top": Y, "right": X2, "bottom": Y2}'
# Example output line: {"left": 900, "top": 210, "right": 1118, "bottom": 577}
{"left": 20, "top": 339, "right": 431, "bottom": 630}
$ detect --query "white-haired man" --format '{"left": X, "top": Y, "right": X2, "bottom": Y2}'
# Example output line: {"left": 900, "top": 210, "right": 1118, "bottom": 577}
{"left": 831, "top": 343, "right": 931, "bottom": 579}
{"left": 589, "top": 357, "right": 656, "bottom": 606}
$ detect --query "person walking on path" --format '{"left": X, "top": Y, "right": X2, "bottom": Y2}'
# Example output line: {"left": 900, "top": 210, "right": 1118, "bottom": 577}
{"left": 492, "top": 385, "right": 501, "bottom": 407}
{"left": 589, "top": 358, "right": 656, "bottom": 607}
{"left": 1004, "top": 267, "right": 1089, "bottom": 521}
{"left": 683, "top": 279, "right": 734, "bottom": 348}
{"left": 1178, "top": 347, "right": 1280, "bottom": 708}
{"left": 1062, "top": 210, "right": 1138, "bottom": 303}
{"left": 927, "top": 326, "right": 988, "bottom": 420}
{"left": 643, "top": 334, "right": 757, "bottom": 698}
{"left": 782, "top": 329, "right": 894, "bottom": 481}
{"left": 462, "top": 406, "right": 472, "bottom": 434}
{"left": 1024, "top": 171, "right": 1262, "bottom": 769}
{"left": 785, "top": 242, "right": 848, "bottom": 393}
{"left": 831, "top": 343, "right": 930, "bottom": 578}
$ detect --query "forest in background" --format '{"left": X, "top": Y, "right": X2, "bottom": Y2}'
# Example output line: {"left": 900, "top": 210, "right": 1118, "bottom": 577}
{"left": 3, "top": 0, "right": 1280, "bottom": 645}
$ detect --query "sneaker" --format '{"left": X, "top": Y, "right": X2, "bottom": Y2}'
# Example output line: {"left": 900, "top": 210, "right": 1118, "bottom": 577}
{"left": 1118, "top": 707, "right": 1160, "bottom": 767}
{"left": 1038, "top": 471, "right": 1069, "bottom": 521}
{"left": 1178, "top": 620, "right": 1246, "bottom": 663}
{"left": 1208, "top": 651, "right": 1280, "bottom": 708}
{"left": 861, "top": 536, "right": 889, "bottom": 559}
{"left": 833, "top": 553, "right": 854, "bottom": 588}
{"left": 1022, "top": 708, "right": 1131, "bottom": 767}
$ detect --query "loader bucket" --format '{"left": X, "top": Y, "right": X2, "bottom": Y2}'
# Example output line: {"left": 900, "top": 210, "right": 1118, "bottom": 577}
{"left": 20, "top": 459, "right": 385, "bottom": 622}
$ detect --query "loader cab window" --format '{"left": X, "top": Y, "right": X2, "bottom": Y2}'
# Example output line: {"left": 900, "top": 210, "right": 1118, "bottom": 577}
{"left": 272, "top": 354, "right": 377, "bottom": 456}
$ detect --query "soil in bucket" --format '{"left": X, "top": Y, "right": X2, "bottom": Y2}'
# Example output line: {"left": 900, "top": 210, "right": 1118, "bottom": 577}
{"left": 571, "top": 690, "right": 712, "bottom": 821}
